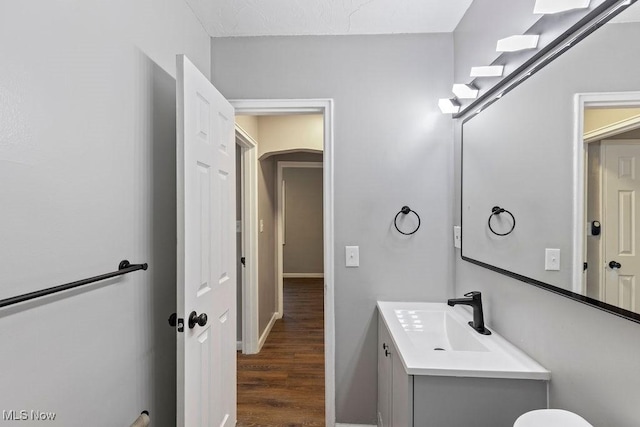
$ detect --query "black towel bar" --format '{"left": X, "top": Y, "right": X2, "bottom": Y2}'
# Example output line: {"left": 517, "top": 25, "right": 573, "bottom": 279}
{"left": 0, "top": 260, "right": 148, "bottom": 309}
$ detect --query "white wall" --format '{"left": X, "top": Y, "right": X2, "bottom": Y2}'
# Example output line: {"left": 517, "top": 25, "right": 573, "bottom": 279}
{"left": 0, "top": 1, "right": 210, "bottom": 425}
{"left": 584, "top": 108, "right": 640, "bottom": 133}
{"left": 258, "top": 115, "right": 324, "bottom": 159}
{"left": 236, "top": 115, "right": 260, "bottom": 141}
{"left": 212, "top": 34, "right": 454, "bottom": 423}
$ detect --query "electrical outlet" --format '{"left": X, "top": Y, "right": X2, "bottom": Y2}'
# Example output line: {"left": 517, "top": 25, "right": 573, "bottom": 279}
{"left": 453, "top": 226, "right": 461, "bottom": 249}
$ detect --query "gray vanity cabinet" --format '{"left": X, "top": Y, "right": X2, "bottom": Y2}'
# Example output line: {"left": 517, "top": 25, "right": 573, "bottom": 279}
{"left": 377, "top": 317, "right": 412, "bottom": 427}
{"left": 377, "top": 317, "right": 548, "bottom": 427}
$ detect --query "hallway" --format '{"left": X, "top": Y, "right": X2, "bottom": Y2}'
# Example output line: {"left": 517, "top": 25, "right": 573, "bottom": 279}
{"left": 237, "top": 278, "right": 325, "bottom": 426}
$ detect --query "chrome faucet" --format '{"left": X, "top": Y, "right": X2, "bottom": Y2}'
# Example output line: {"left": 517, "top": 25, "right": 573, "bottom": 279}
{"left": 447, "top": 291, "right": 491, "bottom": 335}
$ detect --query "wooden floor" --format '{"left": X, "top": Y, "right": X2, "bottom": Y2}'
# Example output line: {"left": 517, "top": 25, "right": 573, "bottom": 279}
{"left": 237, "top": 278, "right": 325, "bottom": 427}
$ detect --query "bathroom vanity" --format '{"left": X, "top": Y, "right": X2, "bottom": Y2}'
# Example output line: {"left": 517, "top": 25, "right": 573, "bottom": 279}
{"left": 377, "top": 301, "right": 550, "bottom": 427}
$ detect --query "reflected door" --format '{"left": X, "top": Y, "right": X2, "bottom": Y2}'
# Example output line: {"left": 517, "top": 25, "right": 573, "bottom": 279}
{"left": 603, "top": 139, "right": 640, "bottom": 312}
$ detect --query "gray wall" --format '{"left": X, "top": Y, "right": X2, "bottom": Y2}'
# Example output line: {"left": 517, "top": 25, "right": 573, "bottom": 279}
{"left": 460, "top": 71, "right": 575, "bottom": 288}
{"left": 212, "top": 35, "right": 454, "bottom": 423}
{"left": 283, "top": 167, "right": 324, "bottom": 274}
{"left": 0, "top": 1, "right": 210, "bottom": 426}
{"left": 258, "top": 156, "right": 278, "bottom": 333}
{"left": 454, "top": 22, "right": 640, "bottom": 427}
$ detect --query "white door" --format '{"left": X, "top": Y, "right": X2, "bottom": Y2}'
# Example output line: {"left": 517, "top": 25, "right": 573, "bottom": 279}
{"left": 603, "top": 139, "right": 640, "bottom": 312}
{"left": 176, "top": 54, "right": 236, "bottom": 427}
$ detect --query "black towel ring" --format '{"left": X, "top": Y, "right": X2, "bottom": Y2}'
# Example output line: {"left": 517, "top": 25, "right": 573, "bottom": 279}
{"left": 394, "top": 206, "right": 421, "bottom": 235}
{"left": 488, "top": 206, "right": 515, "bottom": 236}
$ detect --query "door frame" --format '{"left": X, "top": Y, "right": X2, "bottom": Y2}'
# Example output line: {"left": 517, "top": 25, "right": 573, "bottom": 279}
{"left": 572, "top": 91, "right": 640, "bottom": 294}
{"left": 276, "top": 161, "right": 324, "bottom": 317}
{"left": 235, "top": 125, "right": 259, "bottom": 354}
{"left": 230, "top": 99, "right": 336, "bottom": 426}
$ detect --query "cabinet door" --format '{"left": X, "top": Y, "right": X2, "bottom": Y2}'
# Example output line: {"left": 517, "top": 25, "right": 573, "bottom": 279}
{"left": 391, "top": 350, "right": 412, "bottom": 427}
{"left": 377, "top": 317, "right": 393, "bottom": 427}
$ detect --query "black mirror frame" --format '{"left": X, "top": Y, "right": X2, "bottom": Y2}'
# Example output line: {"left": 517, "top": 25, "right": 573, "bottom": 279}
{"left": 459, "top": 0, "right": 640, "bottom": 325}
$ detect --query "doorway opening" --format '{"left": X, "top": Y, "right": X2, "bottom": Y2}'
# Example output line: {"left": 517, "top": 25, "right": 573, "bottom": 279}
{"left": 575, "top": 92, "right": 640, "bottom": 312}
{"left": 277, "top": 161, "right": 324, "bottom": 316}
{"left": 232, "top": 99, "right": 335, "bottom": 426}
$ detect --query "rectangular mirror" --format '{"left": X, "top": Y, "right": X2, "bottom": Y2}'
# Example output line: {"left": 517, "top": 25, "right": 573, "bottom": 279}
{"left": 461, "top": 2, "right": 640, "bottom": 321}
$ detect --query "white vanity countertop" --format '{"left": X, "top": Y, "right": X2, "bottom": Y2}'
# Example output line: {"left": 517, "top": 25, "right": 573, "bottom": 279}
{"left": 377, "top": 301, "right": 551, "bottom": 380}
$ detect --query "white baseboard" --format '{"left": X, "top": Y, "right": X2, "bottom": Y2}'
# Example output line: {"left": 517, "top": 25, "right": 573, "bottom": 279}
{"left": 336, "top": 424, "right": 376, "bottom": 427}
{"left": 257, "top": 312, "right": 278, "bottom": 352}
{"left": 282, "top": 273, "right": 324, "bottom": 278}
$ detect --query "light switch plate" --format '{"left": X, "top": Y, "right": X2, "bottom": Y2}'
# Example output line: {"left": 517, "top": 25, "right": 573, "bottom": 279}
{"left": 453, "top": 226, "right": 461, "bottom": 249}
{"left": 346, "top": 246, "right": 359, "bottom": 267}
{"left": 545, "top": 248, "right": 560, "bottom": 271}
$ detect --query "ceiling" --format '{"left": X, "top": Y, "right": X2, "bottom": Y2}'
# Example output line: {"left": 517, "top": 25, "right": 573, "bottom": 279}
{"left": 185, "top": 0, "right": 475, "bottom": 37}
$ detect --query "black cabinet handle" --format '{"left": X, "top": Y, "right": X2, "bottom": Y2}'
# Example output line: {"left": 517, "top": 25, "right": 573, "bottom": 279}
{"left": 609, "top": 261, "right": 622, "bottom": 269}
{"left": 385, "top": 349, "right": 391, "bottom": 357}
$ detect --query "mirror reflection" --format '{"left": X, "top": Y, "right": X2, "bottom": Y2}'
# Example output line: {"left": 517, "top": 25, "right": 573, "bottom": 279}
{"left": 584, "top": 107, "right": 640, "bottom": 310}
{"left": 461, "top": 5, "right": 640, "bottom": 316}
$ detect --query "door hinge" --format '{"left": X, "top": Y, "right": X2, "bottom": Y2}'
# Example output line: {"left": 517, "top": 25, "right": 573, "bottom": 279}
{"left": 240, "top": 257, "right": 246, "bottom": 267}
{"left": 583, "top": 262, "right": 588, "bottom": 271}
{"left": 168, "top": 313, "right": 185, "bottom": 332}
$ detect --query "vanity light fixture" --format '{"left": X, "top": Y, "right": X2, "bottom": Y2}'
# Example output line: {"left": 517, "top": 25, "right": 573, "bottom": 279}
{"left": 438, "top": 98, "right": 460, "bottom": 114}
{"left": 452, "top": 83, "right": 479, "bottom": 99}
{"left": 533, "top": 0, "right": 590, "bottom": 14}
{"left": 496, "top": 35, "right": 540, "bottom": 52}
{"left": 470, "top": 65, "right": 504, "bottom": 78}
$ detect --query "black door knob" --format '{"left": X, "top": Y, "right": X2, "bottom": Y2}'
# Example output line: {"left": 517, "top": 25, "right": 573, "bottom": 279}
{"left": 609, "top": 261, "right": 622, "bottom": 269}
{"left": 188, "top": 311, "right": 208, "bottom": 329}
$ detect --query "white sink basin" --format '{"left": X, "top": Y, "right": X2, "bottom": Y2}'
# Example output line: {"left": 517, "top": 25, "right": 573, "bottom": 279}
{"left": 378, "top": 301, "right": 550, "bottom": 380}
{"left": 395, "top": 309, "right": 489, "bottom": 352}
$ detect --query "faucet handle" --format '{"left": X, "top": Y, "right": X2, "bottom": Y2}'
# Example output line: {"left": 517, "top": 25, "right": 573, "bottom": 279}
{"left": 463, "top": 291, "right": 482, "bottom": 299}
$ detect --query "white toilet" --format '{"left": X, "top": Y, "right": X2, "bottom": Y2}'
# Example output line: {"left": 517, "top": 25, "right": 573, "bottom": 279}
{"left": 514, "top": 409, "right": 593, "bottom": 427}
